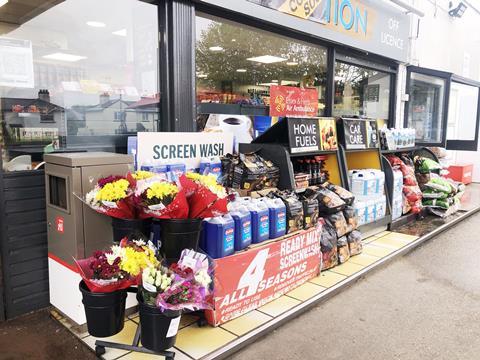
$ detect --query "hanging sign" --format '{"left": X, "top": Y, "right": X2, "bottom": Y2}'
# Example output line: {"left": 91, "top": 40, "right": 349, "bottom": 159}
{"left": 270, "top": 85, "right": 318, "bottom": 118}
{"left": 287, "top": 118, "right": 321, "bottom": 153}
{"left": 205, "top": 226, "right": 322, "bottom": 326}
{"left": 343, "top": 119, "right": 367, "bottom": 149}
{"left": 137, "top": 132, "right": 234, "bottom": 170}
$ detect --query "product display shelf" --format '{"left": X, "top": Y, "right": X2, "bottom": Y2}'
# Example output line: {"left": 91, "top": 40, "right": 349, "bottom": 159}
{"left": 197, "top": 103, "right": 269, "bottom": 116}
{"left": 381, "top": 147, "right": 437, "bottom": 230}
{"left": 338, "top": 144, "right": 392, "bottom": 235}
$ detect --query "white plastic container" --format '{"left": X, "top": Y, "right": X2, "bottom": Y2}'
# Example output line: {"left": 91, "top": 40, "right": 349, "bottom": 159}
{"left": 365, "top": 199, "right": 376, "bottom": 224}
{"left": 391, "top": 194, "right": 403, "bottom": 221}
{"left": 374, "top": 195, "right": 387, "bottom": 220}
{"left": 392, "top": 170, "right": 403, "bottom": 198}
{"left": 353, "top": 200, "right": 367, "bottom": 226}
{"left": 349, "top": 170, "right": 376, "bottom": 196}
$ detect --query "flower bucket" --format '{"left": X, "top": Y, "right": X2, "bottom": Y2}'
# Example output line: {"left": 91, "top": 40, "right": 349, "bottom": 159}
{"left": 111, "top": 218, "right": 151, "bottom": 243}
{"left": 79, "top": 281, "right": 127, "bottom": 337}
{"left": 138, "top": 293, "right": 182, "bottom": 351}
{"left": 156, "top": 218, "right": 202, "bottom": 263}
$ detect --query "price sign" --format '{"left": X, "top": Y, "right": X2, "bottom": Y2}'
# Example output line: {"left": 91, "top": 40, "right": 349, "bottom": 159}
{"left": 205, "top": 226, "right": 322, "bottom": 326}
{"left": 287, "top": 118, "right": 321, "bottom": 154}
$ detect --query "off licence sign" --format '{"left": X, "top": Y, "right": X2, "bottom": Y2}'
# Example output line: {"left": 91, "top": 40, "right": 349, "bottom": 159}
{"left": 205, "top": 226, "right": 321, "bottom": 326}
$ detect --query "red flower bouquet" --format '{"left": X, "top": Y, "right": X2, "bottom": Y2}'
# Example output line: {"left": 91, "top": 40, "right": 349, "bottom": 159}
{"left": 180, "top": 173, "right": 228, "bottom": 219}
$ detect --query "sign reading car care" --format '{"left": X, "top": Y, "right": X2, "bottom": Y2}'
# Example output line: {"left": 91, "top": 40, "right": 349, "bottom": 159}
{"left": 287, "top": 118, "right": 321, "bottom": 153}
{"left": 242, "top": 0, "right": 410, "bottom": 62}
{"left": 205, "top": 226, "right": 321, "bottom": 326}
{"left": 270, "top": 85, "right": 318, "bottom": 117}
{"left": 137, "top": 132, "right": 234, "bottom": 170}
{"left": 343, "top": 118, "right": 367, "bottom": 149}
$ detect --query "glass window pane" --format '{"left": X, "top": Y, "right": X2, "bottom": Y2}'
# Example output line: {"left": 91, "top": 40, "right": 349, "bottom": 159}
{"left": 406, "top": 72, "right": 446, "bottom": 144}
{"left": 195, "top": 14, "right": 328, "bottom": 117}
{"left": 333, "top": 62, "right": 390, "bottom": 121}
{"left": 447, "top": 82, "right": 479, "bottom": 141}
{"left": 0, "top": 0, "right": 159, "bottom": 165}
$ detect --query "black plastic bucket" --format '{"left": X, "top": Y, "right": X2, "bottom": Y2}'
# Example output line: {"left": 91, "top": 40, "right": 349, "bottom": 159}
{"left": 156, "top": 218, "right": 202, "bottom": 263}
{"left": 79, "top": 281, "right": 127, "bottom": 337}
{"left": 138, "top": 293, "right": 182, "bottom": 351}
{"left": 111, "top": 218, "right": 151, "bottom": 243}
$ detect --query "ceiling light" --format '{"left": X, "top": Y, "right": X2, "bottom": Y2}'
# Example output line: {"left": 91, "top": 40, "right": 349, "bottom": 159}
{"left": 286, "top": 61, "right": 298, "bottom": 66}
{"left": 258, "top": 82, "right": 278, "bottom": 86}
{"left": 43, "top": 53, "right": 87, "bottom": 62}
{"left": 87, "top": 21, "right": 106, "bottom": 28}
{"left": 272, "top": 80, "right": 278, "bottom": 83}
{"left": 236, "top": 69, "right": 247, "bottom": 73}
{"left": 0, "top": 0, "right": 9, "bottom": 8}
{"left": 197, "top": 74, "right": 208, "bottom": 78}
{"left": 209, "top": 46, "right": 223, "bottom": 51}
{"left": 231, "top": 39, "right": 237, "bottom": 42}
{"left": 247, "top": 55, "right": 288, "bottom": 64}
{"left": 112, "top": 29, "right": 127, "bottom": 37}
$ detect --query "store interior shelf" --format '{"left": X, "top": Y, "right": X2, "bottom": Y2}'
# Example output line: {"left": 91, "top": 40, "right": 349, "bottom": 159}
{"left": 381, "top": 146, "right": 422, "bottom": 154}
{"left": 359, "top": 215, "right": 392, "bottom": 234}
{"left": 344, "top": 147, "right": 381, "bottom": 153}
{"left": 197, "top": 102, "right": 269, "bottom": 116}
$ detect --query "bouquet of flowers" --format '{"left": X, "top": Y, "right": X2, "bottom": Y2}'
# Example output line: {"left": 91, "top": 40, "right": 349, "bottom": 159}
{"left": 180, "top": 173, "right": 228, "bottom": 218}
{"left": 84, "top": 175, "right": 136, "bottom": 219}
{"left": 75, "top": 237, "right": 159, "bottom": 292}
{"left": 134, "top": 178, "right": 189, "bottom": 219}
{"left": 140, "top": 249, "right": 212, "bottom": 312}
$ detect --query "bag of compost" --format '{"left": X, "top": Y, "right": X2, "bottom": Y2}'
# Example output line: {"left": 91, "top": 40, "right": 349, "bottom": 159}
{"left": 343, "top": 205, "right": 358, "bottom": 233}
{"left": 337, "top": 235, "right": 350, "bottom": 264}
{"left": 424, "top": 177, "right": 454, "bottom": 194}
{"left": 327, "top": 211, "right": 348, "bottom": 238}
{"left": 324, "top": 183, "right": 355, "bottom": 206}
{"left": 317, "top": 187, "right": 346, "bottom": 214}
{"left": 321, "top": 222, "right": 338, "bottom": 270}
{"left": 414, "top": 157, "right": 442, "bottom": 174}
{"left": 347, "top": 230, "right": 363, "bottom": 256}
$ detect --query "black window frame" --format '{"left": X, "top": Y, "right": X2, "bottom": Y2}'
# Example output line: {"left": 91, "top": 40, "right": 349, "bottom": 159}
{"left": 404, "top": 66, "right": 451, "bottom": 148}
{"left": 446, "top": 74, "right": 480, "bottom": 151}
{"left": 193, "top": 2, "right": 399, "bottom": 124}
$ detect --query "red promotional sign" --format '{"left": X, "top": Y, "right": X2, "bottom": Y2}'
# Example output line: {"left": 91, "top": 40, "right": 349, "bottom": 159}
{"left": 269, "top": 85, "right": 318, "bottom": 117}
{"left": 206, "top": 226, "right": 322, "bottom": 326}
{"left": 55, "top": 216, "right": 64, "bottom": 234}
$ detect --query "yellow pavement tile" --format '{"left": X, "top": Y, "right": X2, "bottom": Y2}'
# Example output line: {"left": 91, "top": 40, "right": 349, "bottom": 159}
{"left": 220, "top": 310, "right": 272, "bottom": 336}
{"left": 349, "top": 253, "right": 380, "bottom": 267}
{"left": 286, "top": 282, "right": 326, "bottom": 301}
{"left": 330, "top": 261, "right": 365, "bottom": 276}
{"left": 363, "top": 244, "right": 396, "bottom": 258}
{"left": 383, "top": 232, "right": 419, "bottom": 243}
{"left": 175, "top": 324, "right": 237, "bottom": 359}
{"left": 309, "top": 271, "right": 347, "bottom": 288}
{"left": 118, "top": 349, "right": 191, "bottom": 360}
{"left": 83, "top": 320, "right": 138, "bottom": 360}
{"left": 362, "top": 236, "right": 380, "bottom": 244}
{"left": 374, "top": 231, "right": 392, "bottom": 238}
{"left": 257, "top": 296, "right": 301, "bottom": 317}
{"left": 371, "top": 236, "right": 410, "bottom": 250}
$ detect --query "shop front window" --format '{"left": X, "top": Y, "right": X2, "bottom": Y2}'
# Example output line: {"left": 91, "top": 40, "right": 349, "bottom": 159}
{"left": 0, "top": 0, "right": 159, "bottom": 166}
{"left": 333, "top": 62, "right": 391, "bottom": 121}
{"left": 447, "top": 81, "right": 479, "bottom": 142}
{"left": 406, "top": 72, "right": 446, "bottom": 145}
{"left": 195, "top": 14, "right": 328, "bottom": 119}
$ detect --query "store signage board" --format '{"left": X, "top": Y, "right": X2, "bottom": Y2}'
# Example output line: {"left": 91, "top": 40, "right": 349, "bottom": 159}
{"left": 136, "top": 132, "right": 234, "bottom": 170}
{"left": 342, "top": 118, "right": 379, "bottom": 150}
{"left": 198, "top": 0, "right": 409, "bottom": 62}
{"left": 287, "top": 117, "right": 321, "bottom": 153}
{"left": 205, "top": 226, "right": 321, "bottom": 326}
{"left": 270, "top": 85, "right": 318, "bottom": 117}
{"left": 319, "top": 117, "right": 338, "bottom": 151}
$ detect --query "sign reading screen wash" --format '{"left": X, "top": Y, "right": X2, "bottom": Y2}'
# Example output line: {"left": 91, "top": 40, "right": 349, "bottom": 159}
{"left": 137, "top": 132, "right": 234, "bottom": 170}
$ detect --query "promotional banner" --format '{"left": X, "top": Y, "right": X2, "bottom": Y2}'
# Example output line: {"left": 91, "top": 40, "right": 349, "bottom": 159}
{"left": 270, "top": 85, "right": 318, "bottom": 117}
{"left": 206, "top": 226, "right": 322, "bottom": 326}
{"left": 137, "top": 132, "right": 234, "bottom": 170}
{"left": 319, "top": 118, "right": 338, "bottom": 151}
{"left": 366, "top": 120, "right": 379, "bottom": 148}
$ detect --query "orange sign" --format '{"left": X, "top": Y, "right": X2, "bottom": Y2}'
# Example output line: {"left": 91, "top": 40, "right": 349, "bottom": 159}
{"left": 205, "top": 226, "right": 322, "bottom": 326}
{"left": 270, "top": 85, "right": 318, "bottom": 117}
